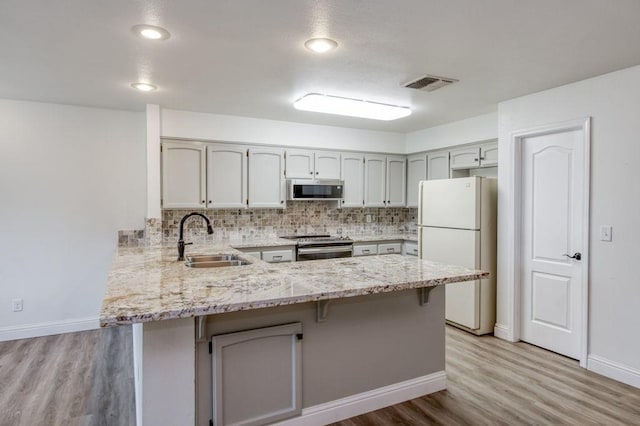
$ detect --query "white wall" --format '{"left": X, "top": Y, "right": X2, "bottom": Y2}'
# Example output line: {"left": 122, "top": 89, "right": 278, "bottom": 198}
{"left": 0, "top": 99, "right": 146, "bottom": 340}
{"left": 405, "top": 112, "right": 497, "bottom": 153}
{"left": 497, "top": 65, "right": 640, "bottom": 385}
{"left": 161, "top": 109, "right": 407, "bottom": 154}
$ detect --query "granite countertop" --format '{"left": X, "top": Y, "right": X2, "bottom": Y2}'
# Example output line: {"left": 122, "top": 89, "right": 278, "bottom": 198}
{"left": 100, "top": 242, "right": 486, "bottom": 327}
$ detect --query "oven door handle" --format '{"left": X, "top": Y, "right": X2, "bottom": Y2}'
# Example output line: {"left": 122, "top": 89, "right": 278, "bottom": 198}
{"left": 297, "top": 246, "right": 353, "bottom": 255}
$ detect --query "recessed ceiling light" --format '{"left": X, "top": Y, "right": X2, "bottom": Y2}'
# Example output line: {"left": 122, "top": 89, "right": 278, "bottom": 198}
{"left": 131, "top": 82, "right": 157, "bottom": 92}
{"left": 131, "top": 24, "right": 170, "bottom": 41}
{"left": 294, "top": 93, "right": 411, "bottom": 121}
{"left": 304, "top": 38, "right": 338, "bottom": 53}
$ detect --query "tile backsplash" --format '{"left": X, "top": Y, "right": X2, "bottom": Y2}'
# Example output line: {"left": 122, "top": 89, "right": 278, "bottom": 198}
{"left": 118, "top": 202, "right": 418, "bottom": 247}
{"left": 162, "top": 201, "right": 418, "bottom": 243}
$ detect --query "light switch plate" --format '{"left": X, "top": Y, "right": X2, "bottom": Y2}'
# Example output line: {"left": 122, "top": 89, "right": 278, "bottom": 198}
{"left": 600, "top": 225, "right": 612, "bottom": 242}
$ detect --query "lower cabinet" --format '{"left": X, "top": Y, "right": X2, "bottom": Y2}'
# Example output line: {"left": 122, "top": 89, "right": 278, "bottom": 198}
{"left": 403, "top": 241, "right": 419, "bottom": 256}
{"left": 211, "top": 323, "right": 303, "bottom": 426}
{"left": 353, "top": 241, "right": 403, "bottom": 257}
{"left": 236, "top": 246, "right": 295, "bottom": 263}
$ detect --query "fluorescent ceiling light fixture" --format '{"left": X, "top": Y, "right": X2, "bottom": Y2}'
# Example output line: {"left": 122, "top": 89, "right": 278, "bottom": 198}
{"left": 304, "top": 38, "right": 338, "bottom": 53}
{"left": 131, "top": 24, "right": 170, "bottom": 40}
{"left": 131, "top": 82, "right": 157, "bottom": 92}
{"left": 294, "top": 93, "right": 411, "bottom": 121}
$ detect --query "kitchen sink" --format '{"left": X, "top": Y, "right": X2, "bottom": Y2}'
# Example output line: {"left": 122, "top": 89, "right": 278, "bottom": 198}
{"left": 184, "top": 254, "right": 252, "bottom": 268}
{"left": 186, "top": 254, "right": 242, "bottom": 262}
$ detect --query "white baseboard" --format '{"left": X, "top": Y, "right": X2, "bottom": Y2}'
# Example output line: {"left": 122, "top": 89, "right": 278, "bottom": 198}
{"left": 0, "top": 316, "right": 100, "bottom": 342}
{"left": 274, "top": 371, "right": 447, "bottom": 426}
{"left": 493, "top": 323, "right": 514, "bottom": 341}
{"left": 588, "top": 355, "right": 640, "bottom": 389}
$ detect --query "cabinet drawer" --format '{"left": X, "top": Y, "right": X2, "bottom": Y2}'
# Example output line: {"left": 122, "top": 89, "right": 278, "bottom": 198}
{"left": 404, "top": 242, "right": 419, "bottom": 256}
{"left": 242, "top": 251, "right": 261, "bottom": 260}
{"left": 262, "top": 249, "right": 293, "bottom": 263}
{"left": 353, "top": 244, "right": 378, "bottom": 256}
{"left": 378, "top": 243, "right": 402, "bottom": 255}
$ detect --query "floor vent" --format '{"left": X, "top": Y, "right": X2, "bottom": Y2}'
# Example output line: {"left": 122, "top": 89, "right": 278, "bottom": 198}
{"left": 403, "top": 74, "right": 459, "bottom": 92}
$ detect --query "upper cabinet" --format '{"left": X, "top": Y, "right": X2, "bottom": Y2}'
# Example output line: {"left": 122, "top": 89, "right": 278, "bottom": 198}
{"left": 363, "top": 154, "right": 406, "bottom": 208}
{"left": 407, "top": 153, "right": 427, "bottom": 208}
{"left": 162, "top": 141, "right": 206, "bottom": 209}
{"left": 479, "top": 142, "right": 498, "bottom": 167}
{"left": 248, "top": 148, "right": 286, "bottom": 208}
{"left": 386, "top": 156, "right": 406, "bottom": 207}
{"left": 449, "top": 141, "right": 498, "bottom": 170}
{"left": 364, "top": 154, "right": 387, "bottom": 207}
{"left": 285, "top": 149, "right": 341, "bottom": 180}
{"left": 427, "top": 150, "right": 450, "bottom": 180}
{"left": 207, "top": 144, "right": 247, "bottom": 209}
{"left": 341, "top": 153, "right": 365, "bottom": 208}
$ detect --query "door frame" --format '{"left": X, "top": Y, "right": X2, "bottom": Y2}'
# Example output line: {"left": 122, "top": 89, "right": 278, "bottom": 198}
{"left": 507, "top": 117, "right": 591, "bottom": 367}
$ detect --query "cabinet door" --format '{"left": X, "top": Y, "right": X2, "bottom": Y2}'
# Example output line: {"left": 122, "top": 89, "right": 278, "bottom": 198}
{"left": 341, "top": 153, "right": 364, "bottom": 208}
{"left": 364, "top": 154, "right": 386, "bottom": 207}
{"left": 285, "top": 149, "right": 314, "bottom": 179}
{"left": 212, "top": 323, "right": 302, "bottom": 426}
{"left": 427, "top": 150, "right": 450, "bottom": 180}
{"left": 449, "top": 146, "right": 480, "bottom": 170}
{"left": 161, "top": 141, "right": 206, "bottom": 209}
{"left": 479, "top": 141, "right": 498, "bottom": 166}
{"left": 248, "top": 148, "right": 286, "bottom": 208}
{"left": 207, "top": 145, "right": 247, "bottom": 209}
{"left": 315, "top": 151, "right": 341, "bottom": 180}
{"left": 406, "top": 154, "right": 427, "bottom": 207}
{"left": 386, "top": 156, "right": 407, "bottom": 207}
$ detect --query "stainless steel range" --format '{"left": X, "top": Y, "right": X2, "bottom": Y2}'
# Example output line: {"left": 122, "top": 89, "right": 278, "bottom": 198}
{"left": 280, "top": 234, "right": 353, "bottom": 261}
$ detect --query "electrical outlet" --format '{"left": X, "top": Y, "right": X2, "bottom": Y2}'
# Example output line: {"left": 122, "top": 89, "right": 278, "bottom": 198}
{"left": 366, "top": 214, "right": 372, "bottom": 223}
{"left": 12, "top": 298, "right": 23, "bottom": 312}
{"left": 600, "top": 225, "right": 613, "bottom": 242}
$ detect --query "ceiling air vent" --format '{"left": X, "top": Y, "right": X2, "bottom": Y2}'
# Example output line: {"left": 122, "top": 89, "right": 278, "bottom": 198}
{"left": 403, "top": 74, "right": 459, "bottom": 92}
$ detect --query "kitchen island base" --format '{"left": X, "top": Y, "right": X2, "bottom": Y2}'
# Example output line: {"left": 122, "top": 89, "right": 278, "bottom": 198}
{"left": 138, "top": 287, "right": 446, "bottom": 426}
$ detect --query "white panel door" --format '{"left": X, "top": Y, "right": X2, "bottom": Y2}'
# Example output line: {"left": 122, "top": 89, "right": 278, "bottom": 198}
{"left": 364, "top": 154, "right": 386, "bottom": 207}
{"left": 340, "top": 153, "right": 364, "bottom": 208}
{"left": 207, "top": 145, "right": 247, "bottom": 208}
{"left": 285, "top": 149, "right": 314, "bottom": 179}
{"left": 427, "top": 150, "right": 450, "bottom": 180}
{"left": 248, "top": 148, "right": 285, "bottom": 208}
{"left": 521, "top": 125, "right": 586, "bottom": 360}
{"left": 386, "top": 156, "right": 406, "bottom": 207}
{"left": 419, "top": 177, "right": 480, "bottom": 230}
{"left": 315, "top": 151, "right": 341, "bottom": 180}
{"left": 420, "top": 227, "right": 480, "bottom": 329}
{"left": 406, "top": 154, "right": 427, "bottom": 207}
{"left": 161, "top": 141, "right": 206, "bottom": 209}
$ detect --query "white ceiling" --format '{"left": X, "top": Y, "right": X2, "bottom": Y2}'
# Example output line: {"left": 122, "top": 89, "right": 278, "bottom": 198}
{"left": 2, "top": 1, "right": 640, "bottom": 133}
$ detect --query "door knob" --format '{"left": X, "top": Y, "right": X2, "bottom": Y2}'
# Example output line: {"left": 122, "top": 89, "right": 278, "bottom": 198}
{"left": 563, "top": 252, "right": 582, "bottom": 261}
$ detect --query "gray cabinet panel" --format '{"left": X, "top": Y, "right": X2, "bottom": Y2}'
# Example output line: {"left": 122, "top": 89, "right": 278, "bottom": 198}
{"left": 212, "top": 323, "right": 302, "bottom": 426}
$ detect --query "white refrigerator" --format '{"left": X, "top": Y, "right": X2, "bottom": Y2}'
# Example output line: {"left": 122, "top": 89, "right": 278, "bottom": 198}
{"left": 418, "top": 176, "right": 497, "bottom": 335}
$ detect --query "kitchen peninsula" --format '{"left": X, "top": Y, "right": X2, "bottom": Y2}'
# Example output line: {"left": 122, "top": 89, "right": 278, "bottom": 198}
{"left": 101, "top": 242, "right": 487, "bottom": 426}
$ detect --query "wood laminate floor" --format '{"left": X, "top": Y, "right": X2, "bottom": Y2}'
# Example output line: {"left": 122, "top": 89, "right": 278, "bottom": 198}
{"left": 2, "top": 325, "right": 640, "bottom": 425}
{"left": 0, "top": 326, "right": 134, "bottom": 426}
{"left": 333, "top": 326, "right": 640, "bottom": 426}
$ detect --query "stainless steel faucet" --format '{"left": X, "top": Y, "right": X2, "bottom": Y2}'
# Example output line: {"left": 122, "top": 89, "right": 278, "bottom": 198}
{"left": 177, "top": 212, "right": 213, "bottom": 261}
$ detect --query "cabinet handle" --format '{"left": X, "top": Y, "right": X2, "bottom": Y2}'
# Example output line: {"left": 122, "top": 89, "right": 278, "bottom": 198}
{"left": 201, "top": 200, "right": 205, "bottom": 204}
{"left": 474, "top": 158, "right": 479, "bottom": 162}
{"left": 280, "top": 200, "right": 284, "bottom": 204}
{"left": 315, "top": 172, "right": 319, "bottom": 175}
{"left": 386, "top": 247, "right": 394, "bottom": 252}
{"left": 309, "top": 171, "right": 313, "bottom": 175}
{"left": 387, "top": 200, "right": 390, "bottom": 203}
{"left": 480, "top": 157, "right": 485, "bottom": 160}
{"left": 208, "top": 200, "right": 212, "bottom": 204}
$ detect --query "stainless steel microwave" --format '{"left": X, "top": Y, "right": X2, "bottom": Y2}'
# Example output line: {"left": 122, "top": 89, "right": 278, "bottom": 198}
{"left": 287, "top": 180, "right": 344, "bottom": 200}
